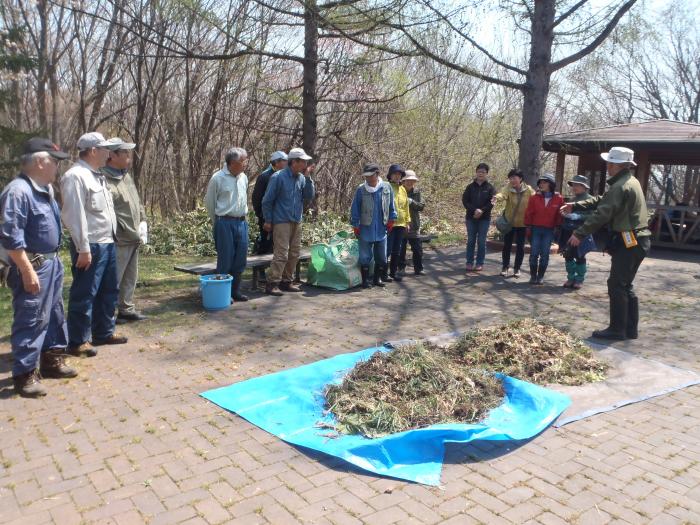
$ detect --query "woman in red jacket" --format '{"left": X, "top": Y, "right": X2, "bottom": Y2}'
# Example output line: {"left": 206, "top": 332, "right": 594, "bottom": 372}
{"left": 524, "top": 173, "right": 564, "bottom": 284}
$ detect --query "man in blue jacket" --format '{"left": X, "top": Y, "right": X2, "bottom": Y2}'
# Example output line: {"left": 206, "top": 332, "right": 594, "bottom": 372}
{"left": 261, "top": 148, "right": 315, "bottom": 296}
{"left": 350, "top": 163, "right": 397, "bottom": 288}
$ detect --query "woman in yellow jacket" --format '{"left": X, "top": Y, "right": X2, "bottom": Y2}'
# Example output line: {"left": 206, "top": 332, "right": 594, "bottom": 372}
{"left": 493, "top": 169, "right": 535, "bottom": 278}
{"left": 386, "top": 164, "right": 411, "bottom": 282}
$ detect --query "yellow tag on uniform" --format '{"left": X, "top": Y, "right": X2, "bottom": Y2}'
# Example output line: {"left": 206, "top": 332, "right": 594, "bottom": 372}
{"left": 621, "top": 230, "right": 638, "bottom": 248}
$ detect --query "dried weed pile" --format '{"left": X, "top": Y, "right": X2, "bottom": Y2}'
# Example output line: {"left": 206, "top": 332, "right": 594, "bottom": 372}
{"left": 451, "top": 318, "right": 608, "bottom": 385}
{"left": 324, "top": 343, "right": 504, "bottom": 438}
{"left": 324, "top": 319, "right": 608, "bottom": 437}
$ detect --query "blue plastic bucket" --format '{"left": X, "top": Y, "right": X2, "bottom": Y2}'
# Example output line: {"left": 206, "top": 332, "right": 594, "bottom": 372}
{"left": 200, "top": 274, "right": 232, "bottom": 311}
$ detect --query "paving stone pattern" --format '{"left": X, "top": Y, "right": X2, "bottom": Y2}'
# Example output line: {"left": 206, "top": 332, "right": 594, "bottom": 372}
{"left": 1, "top": 246, "right": 699, "bottom": 524}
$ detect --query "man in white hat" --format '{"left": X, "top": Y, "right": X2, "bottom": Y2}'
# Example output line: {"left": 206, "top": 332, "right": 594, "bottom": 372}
{"left": 102, "top": 137, "right": 148, "bottom": 323}
{"left": 61, "top": 132, "right": 128, "bottom": 357}
{"left": 261, "top": 147, "right": 315, "bottom": 295}
{"left": 252, "top": 151, "right": 288, "bottom": 259}
{"left": 560, "top": 146, "right": 651, "bottom": 340}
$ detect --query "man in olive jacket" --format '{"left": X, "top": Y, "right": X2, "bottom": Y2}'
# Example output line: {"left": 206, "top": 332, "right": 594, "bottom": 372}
{"left": 562, "top": 147, "right": 650, "bottom": 341}
{"left": 103, "top": 138, "right": 148, "bottom": 323}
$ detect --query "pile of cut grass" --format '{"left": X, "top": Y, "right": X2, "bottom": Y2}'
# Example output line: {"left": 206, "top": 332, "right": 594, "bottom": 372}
{"left": 450, "top": 318, "right": 608, "bottom": 385}
{"left": 324, "top": 319, "right": 609, "bottom": 438}
{"left": 324, "top": 343, "right": 504, "bottom": 438}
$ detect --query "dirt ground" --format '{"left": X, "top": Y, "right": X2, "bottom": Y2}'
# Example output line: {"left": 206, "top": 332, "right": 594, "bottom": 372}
{"left": 1, "top": 244, "right": 699, "bottom": 525}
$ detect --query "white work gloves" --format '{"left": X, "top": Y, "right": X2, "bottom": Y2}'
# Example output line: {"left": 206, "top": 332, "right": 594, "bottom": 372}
{"left": 139, "top": 221, "right": 148, "bottom": 244}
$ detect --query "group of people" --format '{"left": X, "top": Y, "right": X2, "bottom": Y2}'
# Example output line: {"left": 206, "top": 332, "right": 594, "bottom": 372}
{"left": 461, "top": 146, "right": 650, "bottom": 341}
{"left": 0, "top": 133, "right": 148, "bottom": 397}
{"left": 463, "top": 164, "right": 595, "bottom": 288}
{"left": 1, "top": 135, "right": 650, "bottom": 398}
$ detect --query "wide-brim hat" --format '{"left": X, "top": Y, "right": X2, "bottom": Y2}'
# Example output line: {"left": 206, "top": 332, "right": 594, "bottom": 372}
{"left": 387, "top": 163, "right": 405, "bottom": 177}
{"left": 601, "top": 146, "right": 636, "bottom": 166}
{"left": 567, "top": 174, "right": 590, "bottom": 189}
{"left": 403, "top": 169, "right": 418, "bottom": 181}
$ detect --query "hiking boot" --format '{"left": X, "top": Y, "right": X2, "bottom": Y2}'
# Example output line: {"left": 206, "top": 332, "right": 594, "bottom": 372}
{"left": 265, "top": 283, "right": 284, "bottom": 296}
{"left": 117, "top": 312, "right": 148, "bottom": 322}
{"left": 13, "top": 369, "right": 47, "bottom": 398}
{"left": 279, "top": 281, "right": 302, "bottom": 292}
{"left": 92, "top": 334, "right": 128, "bottom": 346}
{"left": 231, "top": 273, "right": 249, "bottom": 302}
{"left": 67, "top": 342, "right": 97, "bottom": 357}
{"left": 40, "top": 349, "right": 78, "bottom": 379}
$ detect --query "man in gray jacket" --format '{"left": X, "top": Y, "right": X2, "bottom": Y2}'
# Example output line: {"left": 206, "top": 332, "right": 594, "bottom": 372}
{"left": 103, "top": 137, "right": 148, "bottom": 323}
{"left": 61, "top": 132, "right": 128, "bottom": 357}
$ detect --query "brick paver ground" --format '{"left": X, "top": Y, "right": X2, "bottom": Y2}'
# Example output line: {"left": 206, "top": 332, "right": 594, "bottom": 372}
{"left": 1, "top": 245, "right": 699, "bottom": 524}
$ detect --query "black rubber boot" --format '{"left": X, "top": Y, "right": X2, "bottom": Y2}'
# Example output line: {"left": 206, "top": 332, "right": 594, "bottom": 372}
{"left": 232, "top": 273, "right": 249, "bottom": 302}
{"left": 592, "top": 293, "right": 628, "bottom": 340}
{"left": 373, "top": 266, "right": 386, "bottom": 287}
{"left": 528, "top": 264, "right": 538, "bottom": 284}
{"left": 626, "top": 295, "right": 639, "bottom": 339}
{"left": 361, "top": 266, "right": 371, "bottom": 289}
{"left": 389, "top": 258, "right": 402, "bottom": 282}
{"left": 382, "top": 264, "right": 393, "bottom": 283}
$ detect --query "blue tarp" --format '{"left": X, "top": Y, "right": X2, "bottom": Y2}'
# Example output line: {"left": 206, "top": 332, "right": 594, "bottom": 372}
{"left": 201, "top": 346, "right": 571, "bottom": 485}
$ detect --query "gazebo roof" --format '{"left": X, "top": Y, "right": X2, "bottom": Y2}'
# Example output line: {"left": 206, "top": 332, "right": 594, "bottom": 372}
{"left": 542, "top": 120, "right": 700, "bottom": 162}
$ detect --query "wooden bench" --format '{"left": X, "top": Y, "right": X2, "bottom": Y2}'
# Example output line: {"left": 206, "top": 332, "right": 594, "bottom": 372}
{"left": 174, "top": 249, "right": 311, "bottom": 289}
{"left": 173, "top": 234, "right": 436, "bottom": 288}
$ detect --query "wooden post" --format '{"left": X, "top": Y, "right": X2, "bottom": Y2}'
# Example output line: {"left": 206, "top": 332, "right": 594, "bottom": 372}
{"left": 555, "top": 150, "right": 565, "bottom": 191}
{"left": 636, "top": 151, "right": 651, "bottom": 197}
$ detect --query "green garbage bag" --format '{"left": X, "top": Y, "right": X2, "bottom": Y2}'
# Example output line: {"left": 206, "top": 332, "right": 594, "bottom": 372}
{"left": 307, "top": 231, "right": 365, "bottom": 290}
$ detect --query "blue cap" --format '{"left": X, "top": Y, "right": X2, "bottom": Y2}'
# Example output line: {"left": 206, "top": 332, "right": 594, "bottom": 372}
{"left": 270, "top": 151, "right": 288, "bottom": 162}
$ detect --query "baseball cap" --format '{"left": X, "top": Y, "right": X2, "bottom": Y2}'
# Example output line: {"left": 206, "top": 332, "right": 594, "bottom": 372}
{"left": 77, "top": 132, "right": 111, "bottom": 151}
{"left": 106, "top": 137, "right": 136, "bottom": 151}
{"left": 22, "top": 137, "right": 69, "bottom": 160}
{"left": 287, "top": 147, "right": 312, "bottom": 160}
{"left": 270, "top": 151, "right": 288, "bottom": 162}
{"left": 362, "top": 163, "right": 380, "bottom": 177}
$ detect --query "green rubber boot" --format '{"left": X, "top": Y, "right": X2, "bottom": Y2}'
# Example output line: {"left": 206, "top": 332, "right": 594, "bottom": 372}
{"left": 575, "top": 262, "right": 587, "bottom": 284}
{"left": 565, "top": 260, "right": 577, "bottom": 282}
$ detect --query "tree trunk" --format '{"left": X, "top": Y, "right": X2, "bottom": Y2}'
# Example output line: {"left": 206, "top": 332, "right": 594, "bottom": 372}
{"left": 517, "top": 0, "right": 555, "bottom": 187}
{"left": 36, "top": 0, "right": 49, "bottom": 133}
{"left": 303, "top": 0, "right": 318, "bottom": 158}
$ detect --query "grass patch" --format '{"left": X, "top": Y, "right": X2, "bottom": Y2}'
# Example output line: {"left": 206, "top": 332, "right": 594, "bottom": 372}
{"left": 325, "top": 342, "right": 505, "bottom": 438}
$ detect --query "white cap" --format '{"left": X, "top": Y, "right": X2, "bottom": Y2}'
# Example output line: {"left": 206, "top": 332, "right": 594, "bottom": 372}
{"left": 288, "top": 147, "right": 312, "bottom": 161}
{"left": 270, "top": 151, "right": 288, "bottom": 162}
{"left": 77, "top": 132, "right": 111, "bottom": 151}
{"left": 601, "top": 147, "right": 636, "bottom": 166}
{"left": 106, "top": 137, "right": 136, "bottom": 151}
{"left": 403, "top": 169, "right": 418, "bottom": 181}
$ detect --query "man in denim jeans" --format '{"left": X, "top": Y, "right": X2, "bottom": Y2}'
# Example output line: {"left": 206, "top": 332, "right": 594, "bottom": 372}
{"left": 350, "top": 163, "right": 397, "bottom": 288}
{"left": 462, "top": 163, "right": 495, "bottom": 272}
{"left": 61, "top": 132, "right": 128, "bottom": 358}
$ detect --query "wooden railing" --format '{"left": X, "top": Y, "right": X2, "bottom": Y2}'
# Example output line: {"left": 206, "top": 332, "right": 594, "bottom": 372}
{"left": 648, "top": 205, "right": 700, "bottom": 251}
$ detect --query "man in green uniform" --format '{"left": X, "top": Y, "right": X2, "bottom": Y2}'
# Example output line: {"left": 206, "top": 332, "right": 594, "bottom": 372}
{"left": 561, "top": 147, "right": 650, "bottom": 341}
